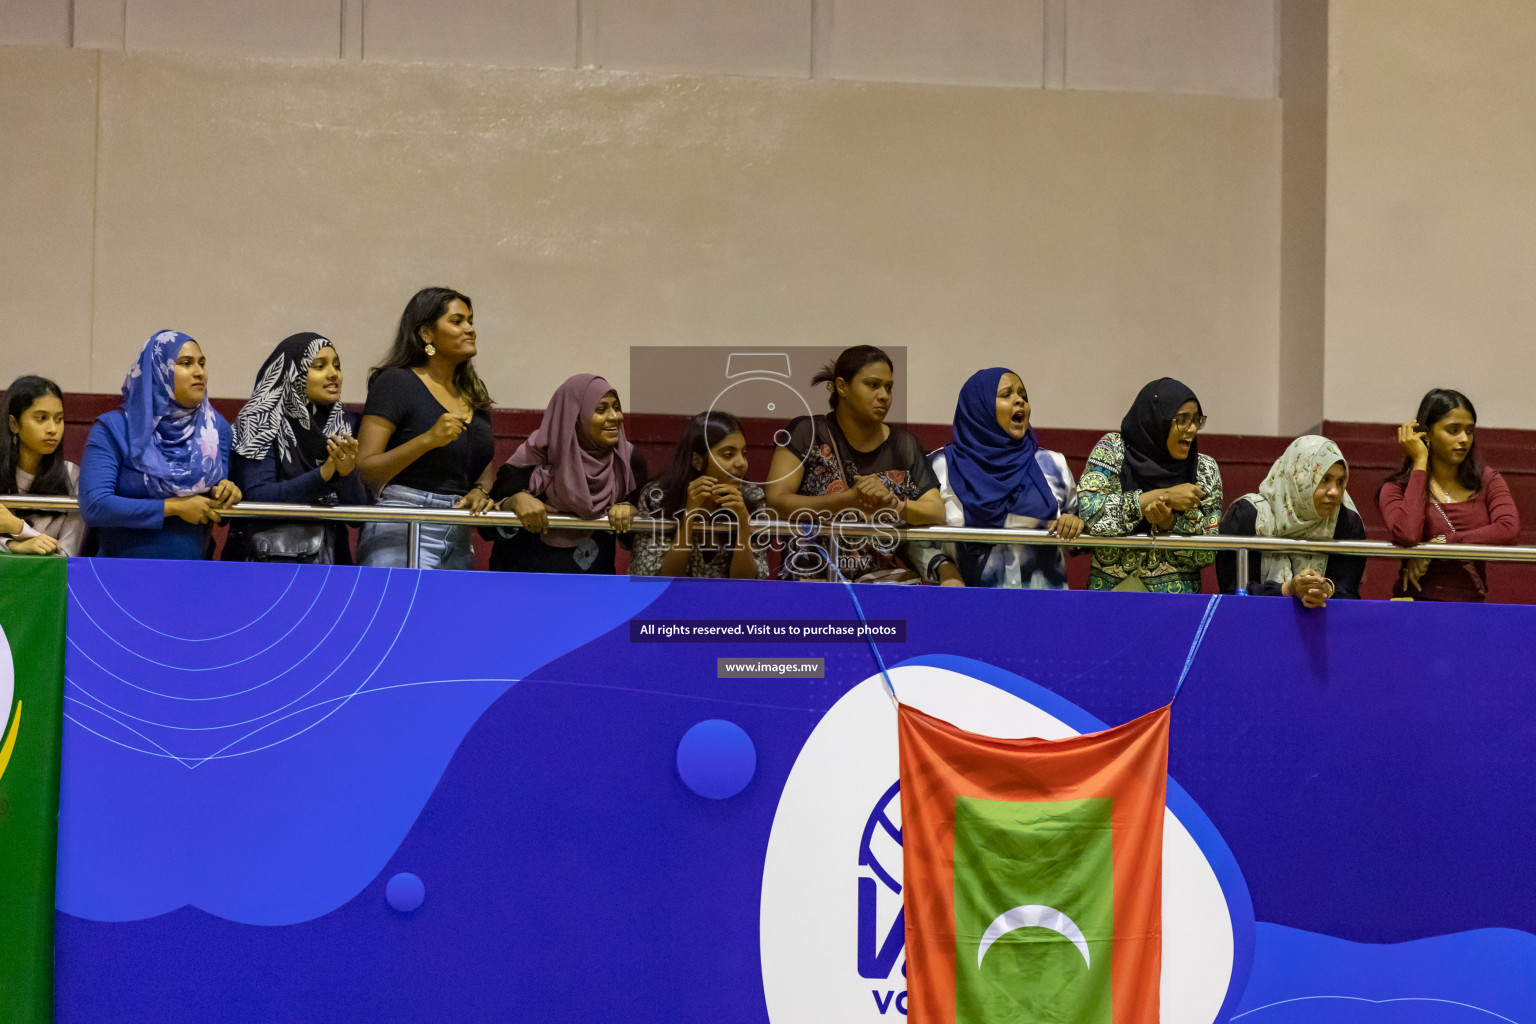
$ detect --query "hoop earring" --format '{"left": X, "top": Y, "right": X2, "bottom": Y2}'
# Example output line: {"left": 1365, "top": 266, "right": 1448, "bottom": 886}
{"left": 423, "top": 343, "right": 436, "bottom": 357}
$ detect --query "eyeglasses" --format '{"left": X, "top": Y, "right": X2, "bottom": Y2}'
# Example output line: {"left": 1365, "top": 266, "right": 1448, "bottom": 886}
{"left": 1172, "top": 413, "right": 1208, "bottom": 431}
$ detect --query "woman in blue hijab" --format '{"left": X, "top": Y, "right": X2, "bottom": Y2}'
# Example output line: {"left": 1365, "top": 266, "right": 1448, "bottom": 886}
{"left": 79, "top": 330, "right": 240, "bottom": 558}
{"left": 912, "top": 367, "right": 1082, "bottom": 588}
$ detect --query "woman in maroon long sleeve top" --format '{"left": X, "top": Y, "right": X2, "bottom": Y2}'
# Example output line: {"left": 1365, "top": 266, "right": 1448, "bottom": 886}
{"left": 1377, "top": 388, "right": 1520, "bottom": 602}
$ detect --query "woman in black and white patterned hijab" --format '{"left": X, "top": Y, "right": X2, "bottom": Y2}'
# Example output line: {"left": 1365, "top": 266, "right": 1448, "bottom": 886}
{"left": 228, "top": 333, "right": 365, "bottom": 561}
{"left": 233, "top": 333, "right": 354, "bottom": 477}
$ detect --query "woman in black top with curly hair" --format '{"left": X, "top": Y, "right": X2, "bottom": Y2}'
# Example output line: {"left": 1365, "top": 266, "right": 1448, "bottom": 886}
{"left": 356, "top": 287, "right": 497, "bottom": 570}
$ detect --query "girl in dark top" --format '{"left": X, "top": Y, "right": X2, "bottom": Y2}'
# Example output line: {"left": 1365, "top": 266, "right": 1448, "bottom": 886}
{"left": 227, "top": 333, "right": 366, "bottom": 564}
{"left": 489, "top": 374, "right": 646, "bottom": 574}
{"left": 1377, "top": 388, "right": 1519, "bottom": 602}
{"left": 357, "top": 287, "right": 496, "bottom": 570}
{"left": 764, "top": 345, "right": 944, "bottom": 582}
{"left": 1217, "top": 435, "right": 1365, "bottom": 605}
{"left": 79, "top": 330, "right": 240, "bottom": 560}
{"left": 629, "top": 410, "right": 769, "bottom": 580}
{"left": 1, "top": 375, "right": 84, "bottom": 556}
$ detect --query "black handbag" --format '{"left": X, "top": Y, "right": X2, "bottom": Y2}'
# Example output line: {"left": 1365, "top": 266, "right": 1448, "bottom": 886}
{"left": 247, "top": 522, "right": 333, "bottom": 564}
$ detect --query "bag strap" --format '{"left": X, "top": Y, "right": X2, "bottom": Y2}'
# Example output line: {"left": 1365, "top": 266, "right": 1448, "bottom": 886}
{"left": 1427, "top": 493, "right": 1489, "bottom": 597}
{"left": 800, "top": 416, "right": 850, "bottom": 582}
{"left": 818, "top": 414, "right": 852, "bottom": 492}
{"left": 1430, "top": 499, "right": 1457, "bottom": 536}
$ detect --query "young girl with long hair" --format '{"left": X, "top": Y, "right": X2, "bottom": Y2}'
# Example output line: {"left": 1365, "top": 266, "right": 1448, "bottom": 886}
{"left": 0, "top": 375, "right": 83, "bottom": 555}
{"left": 630, "top": 410, "right": 768, "bottom": 579}
{"left": 1377, "top": 388, "right": 1519, "bottom": 602}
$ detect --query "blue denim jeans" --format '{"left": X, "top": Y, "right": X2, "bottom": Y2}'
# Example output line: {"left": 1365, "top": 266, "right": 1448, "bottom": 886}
{"left": 357, "top": 484, "right": 474, "bottom": 571}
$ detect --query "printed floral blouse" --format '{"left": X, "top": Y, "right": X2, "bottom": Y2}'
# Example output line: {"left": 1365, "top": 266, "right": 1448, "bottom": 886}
{"left": 777, "top": 415, "right": 939, "bottom": 580}
{"left": 783, "top": 416, "right": 937, "bottom": 506}
{"left": 1076, "top": 432, "right": 1222, "bottom": 593}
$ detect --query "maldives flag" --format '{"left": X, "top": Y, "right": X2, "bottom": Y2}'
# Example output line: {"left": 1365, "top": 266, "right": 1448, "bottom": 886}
{"left": 898, "top": 702, "right": 1170, "bottom": 1024}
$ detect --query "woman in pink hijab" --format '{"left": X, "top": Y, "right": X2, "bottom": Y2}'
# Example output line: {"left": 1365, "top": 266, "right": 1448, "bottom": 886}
{"left": 487, "top": 373, "right": 648, "bottom": 573}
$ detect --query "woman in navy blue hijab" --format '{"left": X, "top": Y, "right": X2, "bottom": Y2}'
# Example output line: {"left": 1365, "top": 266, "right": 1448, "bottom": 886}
{"left": 912, "top": 367, "right": 1082, "bottom": 588}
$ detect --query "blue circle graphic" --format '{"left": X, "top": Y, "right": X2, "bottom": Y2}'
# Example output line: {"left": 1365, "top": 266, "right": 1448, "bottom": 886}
{"left": 385, "top": 872, "right": 425, "bottom": 913}
{"left": 676, "top": 720, "right": 756, "bottom": 799}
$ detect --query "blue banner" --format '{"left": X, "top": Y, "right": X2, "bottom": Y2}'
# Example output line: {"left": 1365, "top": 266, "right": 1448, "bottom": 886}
{"left": 53, "top": 560, "right": 1536, "bottom": 1023}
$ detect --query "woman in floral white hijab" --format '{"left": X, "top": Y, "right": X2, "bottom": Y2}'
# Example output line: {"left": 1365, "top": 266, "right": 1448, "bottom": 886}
{"left": 1217, "top": 435, "right": 1367, "bottom": 605}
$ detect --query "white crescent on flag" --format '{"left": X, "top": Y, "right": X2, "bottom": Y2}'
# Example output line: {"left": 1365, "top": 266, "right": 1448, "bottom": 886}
{"left": 977, "top": 904, "right": 1091, "bottom": 969}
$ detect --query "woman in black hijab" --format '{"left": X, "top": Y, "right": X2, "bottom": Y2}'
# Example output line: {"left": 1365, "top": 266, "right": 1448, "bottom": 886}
{"left": 1076, "top": 378, "right": 1222, "bottom": 592}
{"left": 226, "top": 333, "right": 366, "bottom": 563}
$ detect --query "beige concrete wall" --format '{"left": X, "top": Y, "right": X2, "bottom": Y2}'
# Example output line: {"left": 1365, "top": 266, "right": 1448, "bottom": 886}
{"left": 0, "top": 47, "right": 98, "bottom": 388}
{"left": 1326, "top": 0, "right": 1536, "bottom": 429}
{"left": 1063, "top": 0, "right": 1276, "bottom": 98}
{"left": 7, "top": 0, "right": 1278, "bottom": 97}
{"left": 0, "top": 46, "right": 1282, "bottom": 432}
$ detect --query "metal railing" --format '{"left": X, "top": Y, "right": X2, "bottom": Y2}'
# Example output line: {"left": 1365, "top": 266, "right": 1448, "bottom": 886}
{"left": 7, "top": 495, "right": 1535, "bottom": 591}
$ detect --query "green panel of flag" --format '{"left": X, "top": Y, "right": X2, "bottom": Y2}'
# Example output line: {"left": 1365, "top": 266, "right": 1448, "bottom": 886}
{"left": 0, "top": 556, "right": 68, "bottom": 1024}
{"left": 953, "top": 796, "right": 1114, "bottom": 1024}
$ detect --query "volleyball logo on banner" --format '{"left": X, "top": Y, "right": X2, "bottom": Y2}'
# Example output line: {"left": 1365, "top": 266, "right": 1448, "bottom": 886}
{"left": 857, "top": 781, "right": 906, "bottom": 1012}
{"left": 760, "top": 661, "right": 1244, "bottom": 1024}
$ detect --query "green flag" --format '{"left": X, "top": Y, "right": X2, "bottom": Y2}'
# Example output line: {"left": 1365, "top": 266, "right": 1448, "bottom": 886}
{"left": 901, "top": 703, "right": 1168, "bottom": 1024}
{"left": 953, "top": 796, "right": 1114, "bottom": 1024}
{"left": 0, "top": 556, "right": 67, "bottom": 1024}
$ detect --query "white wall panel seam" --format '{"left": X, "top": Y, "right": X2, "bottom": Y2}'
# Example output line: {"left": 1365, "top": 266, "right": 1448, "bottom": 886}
{"left": 578, "top": 0, "right": 596, "bottom": 68}
{"left": 809, "top": 0, "right": 825, "bottom": 79}
{"left": 88, "top": 49, "right": 101, "bottom": 390}
{"left": 1043, "top": 0, "right": 1067, "bottom": 89}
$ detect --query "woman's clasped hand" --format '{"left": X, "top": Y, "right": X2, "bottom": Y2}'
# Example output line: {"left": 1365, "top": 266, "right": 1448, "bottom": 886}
{"left": 167, "top": 480, "right": 241, "bottom": 524}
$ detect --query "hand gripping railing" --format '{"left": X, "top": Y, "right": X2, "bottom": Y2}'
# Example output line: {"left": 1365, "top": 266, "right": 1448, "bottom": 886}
{"left": 7, "top": 495, "right": 1536, "bottom": 588}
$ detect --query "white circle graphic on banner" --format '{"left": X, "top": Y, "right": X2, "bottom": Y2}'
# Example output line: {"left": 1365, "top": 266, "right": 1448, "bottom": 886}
{"left": 0, "top": 622, "right": 13, "bottom": 743}
{"left": 759, "top": 665, "right": 1234, "bottom": 1024}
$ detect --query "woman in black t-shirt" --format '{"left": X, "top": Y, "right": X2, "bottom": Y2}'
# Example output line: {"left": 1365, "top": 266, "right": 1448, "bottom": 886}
{"left": 764, "top": 345, "right": 944, "bottom": 581}
{"left": 356, "top": 287, "right": 496, "bottom": 570}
